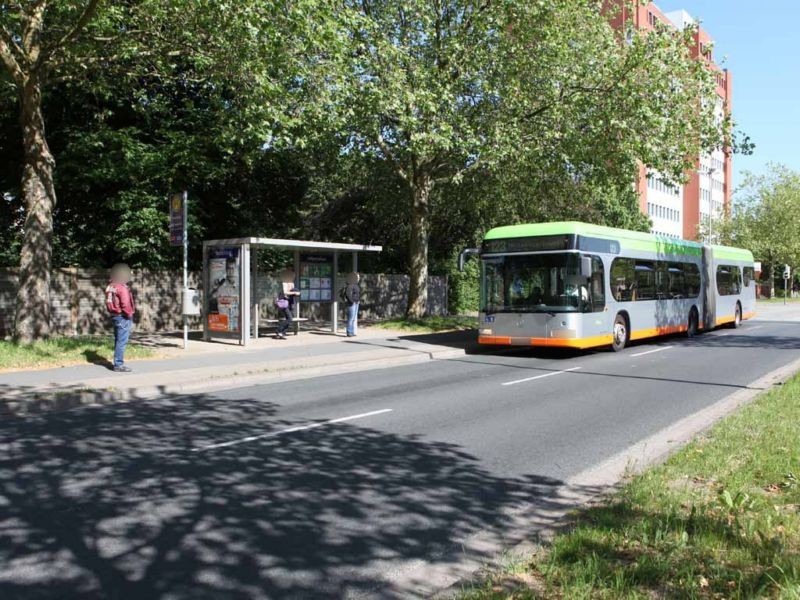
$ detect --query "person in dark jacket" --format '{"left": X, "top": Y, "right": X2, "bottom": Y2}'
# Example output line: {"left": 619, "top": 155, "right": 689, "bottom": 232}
{"left": 105, "top": 263, "right": 136, "bottom": 372}
{"left": 276, "top": 269, "right": 300, "bottom": 339}
{"left": 345, "top": 272, "right": 361, "bottom": 337}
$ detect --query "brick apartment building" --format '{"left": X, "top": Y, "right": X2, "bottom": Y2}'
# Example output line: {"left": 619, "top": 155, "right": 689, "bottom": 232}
{"left": 608, "top": 2, "right": 732, "bottom": 241}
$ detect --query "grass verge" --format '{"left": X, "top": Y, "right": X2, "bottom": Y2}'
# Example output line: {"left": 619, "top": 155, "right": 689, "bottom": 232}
{"left": 0, "top": 336, "right": 155, "bottom": 371}
{"left": 461, "top": 372, "right": 800, "bottom": 599}
{"left": 758, "top": 297, "right": 800, "bottom": 303}
{"left": 372, "top": 315, "right": 478, "bottom": 333}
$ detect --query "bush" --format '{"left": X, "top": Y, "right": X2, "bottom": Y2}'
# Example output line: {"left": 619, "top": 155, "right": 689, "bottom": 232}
{"left": 446, "top": 249, "right": 480, "bottom": 315}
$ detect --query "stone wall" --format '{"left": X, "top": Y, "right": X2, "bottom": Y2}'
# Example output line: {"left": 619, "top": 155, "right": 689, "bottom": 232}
{"left": 0, "top": 269, "right": 446, "bottom": 337}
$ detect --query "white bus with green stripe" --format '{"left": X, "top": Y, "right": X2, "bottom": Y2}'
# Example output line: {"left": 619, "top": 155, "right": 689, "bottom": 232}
{"left": 460, "top": 222, "right": 756, "bottom": 351}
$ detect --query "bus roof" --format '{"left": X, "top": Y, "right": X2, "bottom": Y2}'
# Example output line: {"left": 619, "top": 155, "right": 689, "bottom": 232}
{"left": 484, "top": 221, "right": 753, "bottom": 261}
{"left": 709, "top": 244, "right": 754, "bottom": 262}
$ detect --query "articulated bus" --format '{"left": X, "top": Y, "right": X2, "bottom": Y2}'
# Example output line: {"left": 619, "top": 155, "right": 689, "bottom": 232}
{"left": 460, "top": 222, "right": 756, "bottom": 352}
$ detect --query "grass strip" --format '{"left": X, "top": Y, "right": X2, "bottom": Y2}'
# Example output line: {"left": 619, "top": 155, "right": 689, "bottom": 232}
{"left": 372, "top": 315, "right": 478, "bottom": 333}
{"left": 0, "top": 336, "right": 154, "bottom": 371}
{"left": 758, "top": 298, "right": 800, "bottom": 304}
{"left": 461, "top": 372, "right": 800, "bottom": 599}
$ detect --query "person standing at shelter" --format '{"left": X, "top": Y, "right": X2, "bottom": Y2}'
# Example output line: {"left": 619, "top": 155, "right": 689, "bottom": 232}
{"left": 345, "top": 272, "right": 361, "bottom": 337}
{"left": 105, "top": 263, "right": 136, "bottom": 372}
{"left": 275, "top": 269, "right": 300, "bottom": 339}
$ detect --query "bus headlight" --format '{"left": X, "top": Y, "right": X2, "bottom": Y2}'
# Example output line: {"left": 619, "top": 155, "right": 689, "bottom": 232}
{"left": 480, "top": 328, "right": 493, "bottom": 335}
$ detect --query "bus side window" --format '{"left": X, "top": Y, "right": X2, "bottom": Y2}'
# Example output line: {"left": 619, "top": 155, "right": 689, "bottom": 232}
{"left": 716, "top": 266, "right": 730, "bottom": 295}
{"left": 731, "top": 266, "right": 742, "bottom": 295}
{"left": 716, "top": 265, "right": 741, "bottom": 296}
{"left": 743, "top": 267, "right": 755, "bottom": 287}
{"left": 634, "top": 261, "right": 656, "bottom": 301}
{"left": 611, "top": 258, "right": 635, "bottom": 302}
{"left": 590, "top": 255, "right": 605, "bottom": 312}
{"left": 667, "top": 263, "right": 686, "bottom": 298}
{"left": 685, "top": 263, "right": 701, "bottom": 298}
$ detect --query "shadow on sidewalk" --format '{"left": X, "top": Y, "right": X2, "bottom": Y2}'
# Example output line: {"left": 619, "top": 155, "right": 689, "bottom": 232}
{"left": 81, "top": 349, "right": 114, "bottom": 370}
{"left": 0, "top": 389, "right": 602, "bottom": 599}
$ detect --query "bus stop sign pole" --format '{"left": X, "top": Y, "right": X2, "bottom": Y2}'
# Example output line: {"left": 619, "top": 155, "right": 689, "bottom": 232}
{"left": 170, "top": 191, "right": 189, "bottom": 349}
{"left": 182, "top": 191, "right": 188, "bottom": 348}
{"left": 785, "top": 264, "right": 791, "bottom": 306}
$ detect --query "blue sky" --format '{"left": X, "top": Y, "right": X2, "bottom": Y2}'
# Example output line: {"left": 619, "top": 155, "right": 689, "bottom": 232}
{"left": 656, "top": 0, "right": 800, "bottom": 192}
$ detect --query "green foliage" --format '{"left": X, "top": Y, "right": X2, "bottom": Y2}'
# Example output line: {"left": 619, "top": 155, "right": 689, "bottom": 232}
{"left": 709, "top": 164, "right": 800, "bottom": 290}
{"left": 446, "top": 248, "right": 480, "bottom": 315}
{"left": 321, "top": 0, "right": 726, "bottom": 314}
{"left": 0, "top": 0, "right": 729, "bottom": 287}
{"left": 0, "top": 0, "right": 336, "bottom": 271}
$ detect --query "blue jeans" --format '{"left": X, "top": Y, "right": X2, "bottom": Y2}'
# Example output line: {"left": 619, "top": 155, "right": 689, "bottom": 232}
{"left": 346, "top": 302, "right": 359, "bottom": 336}
{"left": 112, "top": 315, "right": 132, "bottom": 367}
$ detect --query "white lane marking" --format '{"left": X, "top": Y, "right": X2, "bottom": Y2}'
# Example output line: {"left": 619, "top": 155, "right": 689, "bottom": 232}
{"left": 744, "top": 325, "right": 763, "bottom": 331}
{"left": 192, "top": 409, "right": 393, "bottom": 452}
{"left": 502, "top": 367, "right": 582, "bottom": 387}
{"left": 630, "top": 346, "right": 673, "bottom": 357}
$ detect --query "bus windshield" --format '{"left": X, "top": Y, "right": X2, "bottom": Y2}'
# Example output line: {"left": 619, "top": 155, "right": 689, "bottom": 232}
{"left": 481, "top": 253, "right": 596, "bottom": 314}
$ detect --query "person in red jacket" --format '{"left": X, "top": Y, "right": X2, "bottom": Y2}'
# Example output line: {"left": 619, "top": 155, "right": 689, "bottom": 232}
{"left": 106, "top": 263, "right": 136, "bottom": 372}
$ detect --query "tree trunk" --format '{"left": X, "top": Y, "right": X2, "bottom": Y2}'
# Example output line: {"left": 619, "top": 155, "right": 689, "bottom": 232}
{"left": 14, "top": 76, "right": 56, "bottom": 342}
{"left": 405, "top": 175, "right": 432, "bottom": 319}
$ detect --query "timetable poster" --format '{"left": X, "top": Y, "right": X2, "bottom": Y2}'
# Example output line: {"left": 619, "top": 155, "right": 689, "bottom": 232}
{"left": 299, "top": 254, "right": 333, "bottom": 303}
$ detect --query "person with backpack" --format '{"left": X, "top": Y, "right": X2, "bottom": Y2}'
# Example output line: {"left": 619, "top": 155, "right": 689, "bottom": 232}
{"left": 105, "top": 263, "right": 135, "bottom": 372}
{"left": 343, "top": 272, "right": 361, "bottom": 337}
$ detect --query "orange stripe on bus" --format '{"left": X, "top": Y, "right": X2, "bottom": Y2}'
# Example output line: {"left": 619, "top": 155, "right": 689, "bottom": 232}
{"left": 538, "top": 334, "right": 614, "bottom": 349}
{"left": 743, "top": 311, "right": 756, "bottom": 320}
{"left": 715, "top": 315, "right": 735, "bottom": 326}
{"left": 630, "top": 324, "right": 687, "bottom": 341}
{"left": 481, "top": 322, "right": 705, "bottom": 349}
{"left": 478, "top": 335, "right": 512, "bottom": 345}
{"left": 478, "top": 334, "right": 613, "bottom": 349}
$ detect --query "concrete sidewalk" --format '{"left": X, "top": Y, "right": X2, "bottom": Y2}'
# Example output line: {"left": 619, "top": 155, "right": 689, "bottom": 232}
{"left": 0, "top": 326, "right": 478, "bottom": 417}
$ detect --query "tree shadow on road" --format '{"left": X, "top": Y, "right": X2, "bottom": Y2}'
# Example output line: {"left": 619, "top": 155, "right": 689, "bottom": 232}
{"left": 0, "top": 392, "right": 581, "bottom": 599}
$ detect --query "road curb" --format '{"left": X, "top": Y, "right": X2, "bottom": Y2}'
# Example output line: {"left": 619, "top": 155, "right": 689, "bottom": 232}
{"left": 0, "top": 345, "right": 470, "bottom": 418}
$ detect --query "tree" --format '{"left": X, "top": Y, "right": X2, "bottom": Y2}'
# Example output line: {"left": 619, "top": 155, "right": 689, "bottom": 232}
{"left": 330, "top": 0, "right": 724, "bottom": 318}
{"left": 0, "top": 1, "right": 105, "bottom": 340}
{"left": 0, "top": 0, "right": 324, "bottom": 340}
{"left": 709, "top": 165, "right": 800, "bottom": 297}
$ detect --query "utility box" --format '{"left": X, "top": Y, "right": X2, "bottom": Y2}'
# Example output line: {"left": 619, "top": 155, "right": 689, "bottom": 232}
{"left": 182, "top": 288, "right": 201, "bottom": 315}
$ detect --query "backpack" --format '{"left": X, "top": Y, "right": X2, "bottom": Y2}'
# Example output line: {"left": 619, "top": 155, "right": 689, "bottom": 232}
{"left": 338, "top": 285, "right": 348, "bottom": 303}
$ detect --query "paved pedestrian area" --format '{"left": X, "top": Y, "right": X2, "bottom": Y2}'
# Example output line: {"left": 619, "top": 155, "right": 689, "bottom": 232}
{"left": 0, "top": 325, "right": 476, "bottom": 416}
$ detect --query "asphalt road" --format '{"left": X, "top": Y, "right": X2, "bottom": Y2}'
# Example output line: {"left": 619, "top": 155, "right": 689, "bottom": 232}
{"left": 2, "top": 310, "right": 800, "bottom": 599}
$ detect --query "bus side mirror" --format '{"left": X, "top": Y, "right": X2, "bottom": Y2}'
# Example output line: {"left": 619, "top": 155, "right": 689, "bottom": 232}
{"left": 458, "top": 248, "right": 480, "bottom": 272}
{"left": 581, "top": 256, "right": 592, "bottom": 279}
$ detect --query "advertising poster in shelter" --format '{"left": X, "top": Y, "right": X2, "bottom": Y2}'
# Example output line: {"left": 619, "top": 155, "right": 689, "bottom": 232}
{"left": 207, "top": 247, "right": 240, "bottom": 333}
{"left": 300, "top": 254, "right": 333, "bottom": 302}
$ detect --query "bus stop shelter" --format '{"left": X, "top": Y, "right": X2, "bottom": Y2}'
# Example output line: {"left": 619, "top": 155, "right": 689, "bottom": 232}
{"left": 202, "top": 238, "right": 382, "bottom": 346}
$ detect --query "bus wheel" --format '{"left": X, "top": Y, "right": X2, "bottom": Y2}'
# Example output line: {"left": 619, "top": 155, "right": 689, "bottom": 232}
{"left": 732, "top": 303, "right": 742, "bottom": 328}
{"left": 686, "top": 308, "right": 699, "bottom": 338}
{"left": 612, "top": 314, "right": 628, "bottom": 352}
